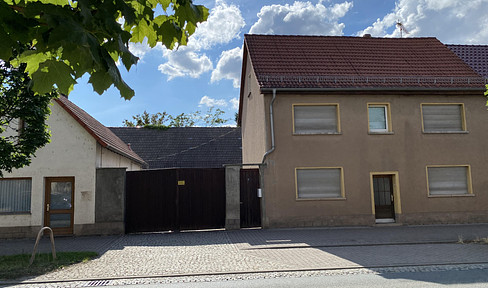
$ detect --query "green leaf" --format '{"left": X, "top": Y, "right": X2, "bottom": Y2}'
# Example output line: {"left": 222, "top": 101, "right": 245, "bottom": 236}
{"left": 0, "top": 28, "right": 14, "bottom": 60}
{"left": 115, "top": 79, "right": 135, "bottom": 100}
{"left": 31, "top": 60, "right": 76, "bottom": 95}
{"left": 131, "top": 19, "right": 152, "bottom": 43}
{"left": 158, "top": 21, "right": 181, "bottom": 49}
{"left": 30, "top": 0, "right": 70, "bottom": 6}
{"left": 157, "top": 0, "right": 172, "bottom": 10}
{"left": 15, "top": 51, "right": 52, "bottom": 75}
{"left": 61, "top": 45, "right": 93, "bottom": 78}
{"left": 88, "top": 70, "right": 113, "bottom": 95}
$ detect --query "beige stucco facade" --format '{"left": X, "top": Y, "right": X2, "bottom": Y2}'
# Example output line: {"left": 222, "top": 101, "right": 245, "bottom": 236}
{"left": 242, "top": 65, "right": 488, "bottom": 228}
{"left": 0, "top": 101, "right": 142, "bottom": 238}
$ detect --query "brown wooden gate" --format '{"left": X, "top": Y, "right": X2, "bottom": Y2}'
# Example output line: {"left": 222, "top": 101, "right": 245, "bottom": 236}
{"left": 240, "top": 169, "right": 261, "bottom": 228}
{"left": 125, "top": 168, "right": 226, "bottom": 233}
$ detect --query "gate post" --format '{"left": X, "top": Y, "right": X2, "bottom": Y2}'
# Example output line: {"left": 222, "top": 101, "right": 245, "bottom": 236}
{"left": 225, "top": 165, "right": 241, "bottom": 230}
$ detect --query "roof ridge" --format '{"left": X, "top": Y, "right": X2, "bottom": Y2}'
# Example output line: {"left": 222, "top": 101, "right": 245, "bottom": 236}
{"left": 244, "top": 34, "right": 439, "bottom": 40}
{"left": 152, "top": 129, "right": 238, "bottom": 161}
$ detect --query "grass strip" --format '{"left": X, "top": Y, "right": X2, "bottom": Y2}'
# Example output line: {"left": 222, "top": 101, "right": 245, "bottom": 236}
{"left": 0, "top": 251, "right": 98, "bottom": 280}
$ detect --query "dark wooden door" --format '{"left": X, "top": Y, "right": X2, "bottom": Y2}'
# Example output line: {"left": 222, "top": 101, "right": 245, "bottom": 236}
{"left": 126, "top": 169, "right": 178, "bottom": 233}
{"left": 177, "top": 169, "right": 226, "bottom": 230}
{"left": 125, "top": 168, "right": 226, "bottom": 233}
{"left": 373, "top": 175, "right": 395, "bottom": 219}
{"left": 240, "top": 169, "right": 261, "bottom": 228}
{"left": 44, "top": 177, "right": 75, "bottom": 235}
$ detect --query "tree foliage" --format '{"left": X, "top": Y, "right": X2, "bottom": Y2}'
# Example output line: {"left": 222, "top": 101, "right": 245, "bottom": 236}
{"left": 0, "top": 58, "right": 57, "bottom": 177}
{"left": 123, "top": 107, "right": 230, "bottom": 128}
{"left": 0, "top": 0, "right": 208, "bottom": 100}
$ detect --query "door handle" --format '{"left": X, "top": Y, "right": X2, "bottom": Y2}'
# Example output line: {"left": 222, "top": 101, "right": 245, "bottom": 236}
{"left": 390, "top": 194, "right": 394, "bottom": 203}
{"left": 46, "top": 204, "right": 50, "bottom": 212}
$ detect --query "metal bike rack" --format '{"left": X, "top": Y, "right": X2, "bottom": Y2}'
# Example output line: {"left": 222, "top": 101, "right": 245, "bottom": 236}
{"left": 30, "top": 227, "right": 56, "bottom": 265}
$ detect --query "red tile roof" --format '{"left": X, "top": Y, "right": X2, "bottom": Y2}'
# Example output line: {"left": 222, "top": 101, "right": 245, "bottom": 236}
{"left": 244, "top": 34, "right": 485, "bottom": 90}
{"left": 447, "top": 44, "right": 488, "bottom": 78}
{"left": 55, "top": 96, "right": 146, "bottom": 165}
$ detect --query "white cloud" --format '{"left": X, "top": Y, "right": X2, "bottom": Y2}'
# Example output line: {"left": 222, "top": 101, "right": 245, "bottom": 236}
{"left": 158, "top": 47, "right": 213, "bottom": 80}
{"left": 357, "top": 0, "right": 488, "bottom": 44}
{"left": 249, "top": 1, "right": 353, "bottom": 35}
{"left": 189, "top": 0, "right": 245, "bottom": 51}
{"left": 211, "top": 47, "right": 243, "bottom": 88}
{"left": 230, "top": 98, "right": 239, "bottom": 110}
{"left": 199, "top": 95, "right": 228, "bottom": 107}
{"left": 158, "top": 1, "right": 245, "bottom": 80}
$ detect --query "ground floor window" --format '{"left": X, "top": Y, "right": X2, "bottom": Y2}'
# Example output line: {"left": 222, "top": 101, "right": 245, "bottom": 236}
{"left": 0, "top": 178, "right": 32, "bottom": 213}
{"left": 427, "top": 165, "right": 472, "bottom": 196}
{"left": 296, "top": 167, "right": 344, "bottom": 199}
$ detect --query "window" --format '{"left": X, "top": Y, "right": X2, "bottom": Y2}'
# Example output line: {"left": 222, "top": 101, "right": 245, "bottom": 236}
{"left": 296, "top": 168, "right": 344, "bottom": 199}
{"left": 421, "top": 104, "right": 466, "bottom": 133}
{"left": 293, "top": 104, "right": 340, "bottom": 134}
{"left": 427, "top": 166, "right": 472, "bottom": 196}
{"left": 368, "top": 104, "right": 391, "bottom": 133}
{"left": 0, "top": 178, "right": 32, "bottom": 213}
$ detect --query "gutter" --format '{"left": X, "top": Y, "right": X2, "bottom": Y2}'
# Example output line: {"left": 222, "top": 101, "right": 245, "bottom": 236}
{"left": 260, "top": 87, "right": 486, "bottom": 92}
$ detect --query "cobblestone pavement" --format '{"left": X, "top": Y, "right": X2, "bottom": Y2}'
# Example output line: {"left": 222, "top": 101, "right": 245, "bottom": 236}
{"left": 1, "top": 224, "right": 487, "bottom": 287}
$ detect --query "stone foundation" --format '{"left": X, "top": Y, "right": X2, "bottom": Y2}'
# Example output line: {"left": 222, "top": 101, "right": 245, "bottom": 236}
{"left": 265, "top": 214, "right": 376, "bottom": 228}
{"left": 74, "top": 222, "right": 125, "bottom": 236}
{"left": 398, "top": 211, "right": 488, "bottom": 225}
{"left": 0, "top": 225, "right": 42, "bottom": 239}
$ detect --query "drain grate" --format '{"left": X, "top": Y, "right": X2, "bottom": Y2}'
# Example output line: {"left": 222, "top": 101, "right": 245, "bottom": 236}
{"left": 85, "top": 280, "right": 111, "bottom": 287}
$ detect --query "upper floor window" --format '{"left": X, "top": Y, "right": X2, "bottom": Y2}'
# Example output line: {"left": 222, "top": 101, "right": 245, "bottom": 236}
{"left": 421, "top": 104, "right": 466, "bottom": 133}
{"left": 426, "top": 165, "right": 472, "bottom": 196}
{"left": 293, "top": 104, "right": 340, "bottom": 135}
{"left": 0, "top": 178, "right": 32, "bottom": 213}
{"left": 368, "top": 103, "right": 392, "bottom": 133}
{"left": 296, "top": 167, "right": 344, "bottom": 199}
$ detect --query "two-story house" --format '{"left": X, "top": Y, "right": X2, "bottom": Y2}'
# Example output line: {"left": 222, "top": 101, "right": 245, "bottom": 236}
{"left": 238, "top": 34, "right": 488, "bottom": 228}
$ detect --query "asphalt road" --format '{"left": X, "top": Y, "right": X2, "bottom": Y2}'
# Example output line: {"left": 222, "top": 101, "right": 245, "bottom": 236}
{"left": 102, "top": 267, "right": 488, "bottom": 288}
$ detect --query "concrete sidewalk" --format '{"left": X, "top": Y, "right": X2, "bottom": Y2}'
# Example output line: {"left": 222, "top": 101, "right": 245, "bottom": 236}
{"left": 1, "top": 224, "right": 488, "bottom": 283}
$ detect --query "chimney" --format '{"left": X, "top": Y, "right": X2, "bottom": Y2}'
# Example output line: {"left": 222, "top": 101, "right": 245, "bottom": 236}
{"left": 363, "top": 34, "right": 372, "bottom": 38}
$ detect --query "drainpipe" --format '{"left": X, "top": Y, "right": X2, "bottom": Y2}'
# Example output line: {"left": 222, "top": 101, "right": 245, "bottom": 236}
{"left": 259, "top": 88, "right": 276, "bottom": 228}
{"left": 262, "top": 88, "right": 277, "bottom": 164}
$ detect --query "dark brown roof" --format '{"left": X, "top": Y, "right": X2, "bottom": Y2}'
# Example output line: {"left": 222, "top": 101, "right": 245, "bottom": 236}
{"left": 109, "top": 127, "right": 242, "bottom": 169}
{"left": 55, "top": 96, "right": 146, "bottom": 165}
{"left": 243, "top": 34, "right": 485, "bottom": 90}
{"left": 447, "top": 44, "right": 488, "bottom": 78}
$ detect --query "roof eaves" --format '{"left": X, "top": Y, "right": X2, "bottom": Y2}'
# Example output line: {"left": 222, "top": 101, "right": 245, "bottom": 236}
{"left": 54, "top": 97, "right": 109, "bottom": 148}
{"left": 55, "top": 97, "right": 146, "bottom": 166}
{"left": 237, "top": 40, "right": 250, "bottom": 126}
{"left": 105, "top": 145, "right": 147, "bottom": 166}
{"left": 260, "top": 86, "right": 486, "bottom": 93}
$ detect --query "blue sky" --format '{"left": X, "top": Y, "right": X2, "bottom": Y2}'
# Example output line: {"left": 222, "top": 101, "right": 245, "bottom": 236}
{"left": 68, "top": 0, "right": 488, "bottom": 127}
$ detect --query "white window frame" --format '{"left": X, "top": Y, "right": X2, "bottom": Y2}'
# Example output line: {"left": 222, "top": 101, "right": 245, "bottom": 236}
{"left": 368, "top": 103, "right": 391, "bottom": 133}
{"left": 292, "top": 104, "right": 341, "bottom": 135}
{"left": 295, "top": 167, "right": 345, "bottom": 200}
{"left": 426, "top": 165, "right": 473, "bottom": 197}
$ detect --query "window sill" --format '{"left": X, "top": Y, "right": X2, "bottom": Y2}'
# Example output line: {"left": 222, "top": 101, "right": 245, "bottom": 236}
{"left": 293, "top": 132, "right": 342, "bottom": 136}
{"left": 428, "top": 194, "right": 475, "bottom": 198}
{"left": 0, "top": 212, "right": 32, "bottom": 215}
{"left": 423, "top": 131, "right": 469, "bottom": 134}
{"left": 368, "top": 131, "right": 394, "bottom": 135}
{"left": 296, "top": 197, "right": 346, "bottom": 201}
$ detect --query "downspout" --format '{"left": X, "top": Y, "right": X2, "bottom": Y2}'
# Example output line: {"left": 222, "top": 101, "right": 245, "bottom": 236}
{"left": 262, "top": 88, "right": 276, "bottom": 164}
{"left": 259, "top": 88, "right": 276, "bottom": 228}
